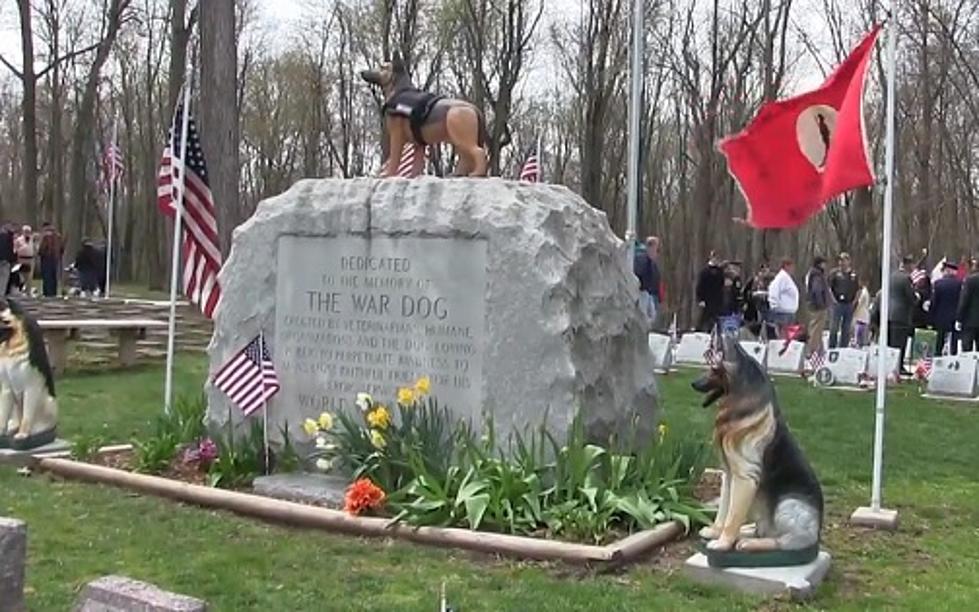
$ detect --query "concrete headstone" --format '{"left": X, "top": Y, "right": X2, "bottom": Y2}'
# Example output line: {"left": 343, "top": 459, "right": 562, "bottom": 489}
{"left": 815, "top": 348, "right": 868, "bottom": 387}
{"left": 0, "top": 517, "right": 26, "bottom": 612}
{"left": 75, "top": 576, "right": 207, "bottom": 612}
{"left": 647, "top": 333, "right": 673, "bottom": 372}
{"left": 739, "top": 341, "right": 767, "bottom": 366}
{"left": 207, "top": 178, "right": 657, "bottom": 445}
{"left": 675, "top": 332, "right": 712, "bottom": 366}
{"left": 926, "top": 355, "right": 979, "bottom": 398}
{"left": 865, "top": 345, "right": 901, "bottom": 380}
{"left": 766, "top": 340, "right": 805, "bottom": 374}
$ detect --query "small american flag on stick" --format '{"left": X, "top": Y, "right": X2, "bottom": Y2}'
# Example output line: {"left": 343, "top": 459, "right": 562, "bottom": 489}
{"left": 518, "top": 151, "right": 540, "bottom": 182}
{"left": 157, "top": 103, "right": 223, "bottom": 319}
{"left": 914, "top": 356, "right": 933, "bottom": 382}
{"left": 397, "top": 143, "right": 425, "bottom": 178}
{"left": 703, "top": 345, "right": 723, "bottom": 367}
{"left": 213, "top": 333, "right": 281, "bottom": 416}
{"left": 100, "top": 142, "right": 124, "bottom": 192}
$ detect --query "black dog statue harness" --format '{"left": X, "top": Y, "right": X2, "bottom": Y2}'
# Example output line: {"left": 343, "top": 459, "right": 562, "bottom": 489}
{"left": 383, "top": 88, "right": 445, "bottom": 146}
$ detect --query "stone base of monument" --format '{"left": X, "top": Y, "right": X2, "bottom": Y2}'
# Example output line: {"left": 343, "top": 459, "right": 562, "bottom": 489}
{"left": 682, "top": 551, "right": 831, "bottom": 600}
{"left": 849, "top": 506, "right": 900, "bottom": 531}
{"left": 0, "top": 439, "right": 70, "bottom": 467}
{"left": 75, "top": 576, "right": 208, "bottom": 611}
{"left": 253, "top": 473, "right": 349, "bottom": 508}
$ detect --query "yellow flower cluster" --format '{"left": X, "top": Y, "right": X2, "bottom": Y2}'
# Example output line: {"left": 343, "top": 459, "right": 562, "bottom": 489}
{"left": 367, "top": 405, "right": 392, "bottom": 430}
{"left": 303, "top": 412, "right": 335, "bottom": 437}
{"left": 397, "top": 376, "right": 431, "bottom": 406}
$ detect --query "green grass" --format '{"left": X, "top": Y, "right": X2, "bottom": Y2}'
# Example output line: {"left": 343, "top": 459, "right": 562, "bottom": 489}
{"left": 108, "top": 282, "right": 171, "bottom": 301}
{"left": 3, "top": 359, "right": 979, "bottom": 610}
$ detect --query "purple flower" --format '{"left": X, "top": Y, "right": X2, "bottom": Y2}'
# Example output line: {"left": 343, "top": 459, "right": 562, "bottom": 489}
{"left": 182, "top": 438, "right": 219, "bottom": 471}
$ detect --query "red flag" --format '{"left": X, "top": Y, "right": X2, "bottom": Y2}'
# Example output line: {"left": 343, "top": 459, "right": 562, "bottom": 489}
{"left": 719, "top": 26, "right": 881, "bottom": 229}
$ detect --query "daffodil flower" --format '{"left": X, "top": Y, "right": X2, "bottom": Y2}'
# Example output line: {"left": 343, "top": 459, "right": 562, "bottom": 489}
{"left": 370, "top": 430, "right": 387, "bottom": 449}
{"left": 367, "top": 405, "right": 392, "bottom": 430}
{"left": 318, "top": 412, "right": 334, "bottom": 431}
{"left": 414, "top": 375, "right": 431, "bottom": 396}
{"left": 356, "top": 392, "right": 373, "bottom": 412}
{"left": 303, "top": 418, "right": 319, "bottom": 436}
{"left": 397, "top": 387, "right": 415, "bottom": 406}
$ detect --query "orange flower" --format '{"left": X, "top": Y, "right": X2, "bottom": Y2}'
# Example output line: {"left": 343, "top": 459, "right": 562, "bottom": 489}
{"left": 344, "top": 478, "right": 386, "bottom": 516}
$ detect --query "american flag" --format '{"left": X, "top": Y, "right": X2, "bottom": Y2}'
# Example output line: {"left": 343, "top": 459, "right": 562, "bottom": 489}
{"left": 100, "top": 142, "right": 124, "bottom": 191}
{"left": 518, "top": 151, "right": 541, "bottom": 182}
{"left": 397, "top": 144, "right": 425, "bottom": 178}
{"left": 910, "top": 266, "right": 928, "bottom": 285}
{"left": 914, "top": 356, "right": 933, "bottom": 382}
{"left": 703, "top": 345, "right": 722, "bottom": 367}
{"left": 213, "top": 333, "right": 280, "bottom": 416}
{"left": 157, "top": 103, "right": 222, "bottom": 319}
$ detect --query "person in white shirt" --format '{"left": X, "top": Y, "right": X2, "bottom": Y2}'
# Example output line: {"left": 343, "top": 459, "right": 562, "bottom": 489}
{"left": 767, "top": 257, "right": 799, "bottom": 337}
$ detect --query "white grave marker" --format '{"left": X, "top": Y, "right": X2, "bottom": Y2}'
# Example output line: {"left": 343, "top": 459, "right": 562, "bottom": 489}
{"left": 865, "top": 345, "right": 901, "bottom": 381}
{"left": 766, "top": 340, "right": 805, "bottom": 374}
{"left": 675, "top": 332, "right": 712, "bottom": 366}
{"left": 739, "top": 341, "right": 767, "bottom": 366}
{"left": 926, "top": 355, "right": 979, "bottom": 398}
{"left": 814, "top": 348, "right": 868, "bottom": 387}
{"left": 647, "top": 333, "right": 673, "bottom": 372}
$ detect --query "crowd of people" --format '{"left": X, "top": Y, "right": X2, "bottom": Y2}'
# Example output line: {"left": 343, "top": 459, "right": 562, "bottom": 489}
{"left": 0, "top": 222, "right": 109, "bottom": 299}
{"left": 633, "top": 238, "right": 979, "bottom": 373}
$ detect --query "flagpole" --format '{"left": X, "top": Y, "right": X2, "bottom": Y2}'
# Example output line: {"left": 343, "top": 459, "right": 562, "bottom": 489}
{"left": 105, "top": 115, "right": 118, "bottom": 299}
{"left": 164, "top": 66, "right": 194, "bottom": 415}
{"left": 851, "top": 6, "right": 899, "bottom": 530}
{"left": 259, "top": 331, "right": 271, "bottom": 475}
{"left": 536, "top": 135, "right": 542, "bottom": 182}
{"left": 624, "top": 0, "right": 643, "bottom": 263}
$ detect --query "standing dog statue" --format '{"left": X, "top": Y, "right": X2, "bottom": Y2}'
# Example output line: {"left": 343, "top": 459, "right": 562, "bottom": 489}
{"left": 361, "top": 54, "right": 489, "bottom": 177}
{"left": 0, "top": 300, "right": 59, "bottom": 450}
{"left": 691, "top": 334, "right": 823, "bottom": 553}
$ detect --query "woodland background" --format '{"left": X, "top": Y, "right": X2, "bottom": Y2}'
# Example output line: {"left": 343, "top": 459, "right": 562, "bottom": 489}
{"left": 1, "top": 0, "right": 978, "bottom": 323}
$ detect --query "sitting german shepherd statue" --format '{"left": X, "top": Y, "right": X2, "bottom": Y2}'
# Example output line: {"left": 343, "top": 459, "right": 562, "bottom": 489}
{"left": 0, "top": 300, "right": 59, "bottom": 450}
{"left": 361, "top": 54, "right": 489, "bottom": 177}
{"left": 692, "top": 334, "right": 823, "bottom": 553}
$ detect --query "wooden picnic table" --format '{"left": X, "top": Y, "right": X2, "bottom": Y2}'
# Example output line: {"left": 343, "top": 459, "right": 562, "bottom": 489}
{"left": 38, "top": 319, "right": 170, "bottom": 374}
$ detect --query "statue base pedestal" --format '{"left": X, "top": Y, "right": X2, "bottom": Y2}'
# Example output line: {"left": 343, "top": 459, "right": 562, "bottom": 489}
{"left": 849, "top": 506, "right": 899, "bottom": 531}
{"left": 682, "top": 551, "right": 831, "bottom": 601}
{"left": 0, "top": 439, "right": 71, "bottom": 467}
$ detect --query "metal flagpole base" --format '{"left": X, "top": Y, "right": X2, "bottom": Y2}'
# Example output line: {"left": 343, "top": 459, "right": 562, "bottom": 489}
{"left": 849, "top": 506, "right": 899, "bottom": 531}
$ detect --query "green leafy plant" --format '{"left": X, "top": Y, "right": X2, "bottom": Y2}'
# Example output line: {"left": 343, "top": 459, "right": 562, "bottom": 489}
{"left": 274, "top": 422, "right": 301, "bottom": 474}
{"left": 69, "top": 434, "right": 105, "bottom": 462}
{"left": 132, "top": 432, "right": 179, "bottom": 474}
{"left": 307, "top": 378, "right": 457, "bottom": 493}
{"left": 208, "top": 419, "right": 268, "bottom": 489}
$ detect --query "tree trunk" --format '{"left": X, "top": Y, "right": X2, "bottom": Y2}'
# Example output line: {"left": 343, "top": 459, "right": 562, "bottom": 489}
{"left": 200, "top": 0, "right": 239, "bottom": 254}
{"left": 18, "top": 0, "right": 39, "bottom": 225}
{"left": 66, "top": 0, "right": 128, "bottom": 257}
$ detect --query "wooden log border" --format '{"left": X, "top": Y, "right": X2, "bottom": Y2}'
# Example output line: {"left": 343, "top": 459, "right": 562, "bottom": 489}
{"left": 34, "top": 457, "right": 683, "bottom": 565}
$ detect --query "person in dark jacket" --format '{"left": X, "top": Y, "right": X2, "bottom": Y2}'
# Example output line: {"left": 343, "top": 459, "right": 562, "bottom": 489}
{"left": 957, "top": 258, "right": 979, "bottom": 352}
{"left": 718, "top": 260, "right": 744, "bottom": 335}
{"left": 696, "top": 252, "right": 725, "bottom": 333}
{"left": 805, "top": 256, "right": 831, "bottom": 356}
{"left": 889, "top": 256, "right": 917, "bottom": 372}
{"left": 930, "top": 261, "right": 962, "bottom": 355}
{"left": 0, "top": 224, "right": 14, "bottom": 296}
{"left": 38, "top": 222, "right": 64, "bottom": 298}
{"left": 633, "top": 236, "right": 661, "bottom": 326}
{"left": 828, "top": 253, "right": 859, "bottom": 348}
{"left": 75, "top": 239, "right": 99, "bottom": 295}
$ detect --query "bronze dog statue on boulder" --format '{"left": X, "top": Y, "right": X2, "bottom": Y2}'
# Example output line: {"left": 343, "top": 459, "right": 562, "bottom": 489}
{"left": 361, "top": 54, "right": 489, "bottom": 178}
